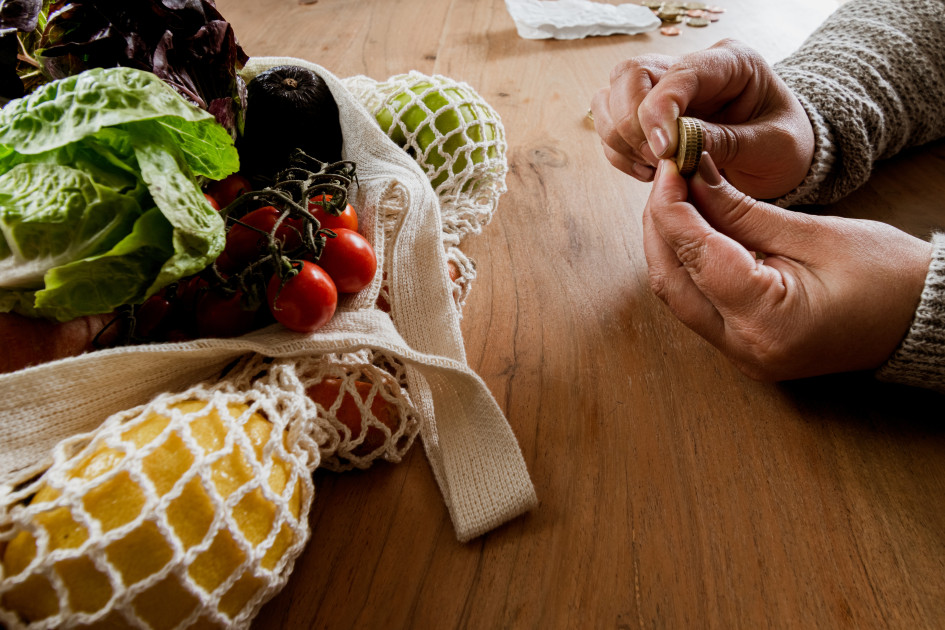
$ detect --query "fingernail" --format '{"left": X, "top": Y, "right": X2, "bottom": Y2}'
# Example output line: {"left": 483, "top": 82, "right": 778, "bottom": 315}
{"left": 650, "top": 127, "right": 669, "bottom": 157}
{"left": 696, "top": 152, "right": 722, "bottom": 186}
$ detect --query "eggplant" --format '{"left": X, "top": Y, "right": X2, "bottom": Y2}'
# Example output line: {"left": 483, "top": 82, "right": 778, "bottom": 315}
{"left": 239, "top": 65, "right": 344, "bottom": 181}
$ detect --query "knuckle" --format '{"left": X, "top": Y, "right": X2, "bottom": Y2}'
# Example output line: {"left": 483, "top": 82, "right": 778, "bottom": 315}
{"left": 708, "top": 124, "right": 740, "bottom": 166}
{"left": 647, "top": 268, "right": 672, "bottom": 303}
{"left": 674, "top": 233, "right": 710, "bottom": 272}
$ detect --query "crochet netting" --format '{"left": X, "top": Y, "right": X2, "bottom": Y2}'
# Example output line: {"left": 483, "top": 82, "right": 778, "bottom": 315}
{"left": 0, "top": 58, "right": 536, "bottom": 630}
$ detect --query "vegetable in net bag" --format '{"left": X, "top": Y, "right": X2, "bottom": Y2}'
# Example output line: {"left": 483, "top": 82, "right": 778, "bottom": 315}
{"left": 0, "top": 351, "right": 420, "bottom": 628}
{"left": 342, "top": 71, "right": 509, "bottom": 311}
{"left": 0, "top": 57, "right": 536, "bottom": 629}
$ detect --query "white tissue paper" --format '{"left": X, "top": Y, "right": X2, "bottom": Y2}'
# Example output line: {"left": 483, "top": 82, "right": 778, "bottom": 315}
{"left": 505, "top": 0, "right": 661, "bottom": 40}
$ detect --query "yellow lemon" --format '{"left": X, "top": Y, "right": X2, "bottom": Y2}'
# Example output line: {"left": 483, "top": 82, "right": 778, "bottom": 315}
{"left": 1, "top": 400, "right": 305, "bottom": 628}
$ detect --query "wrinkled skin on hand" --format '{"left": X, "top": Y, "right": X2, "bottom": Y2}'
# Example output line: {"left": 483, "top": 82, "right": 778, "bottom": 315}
{"left": 643, "top": 155, "right": 931, "bottom": 381}
{"left": 591, "top": 39, "right": 815, "bottom": 201}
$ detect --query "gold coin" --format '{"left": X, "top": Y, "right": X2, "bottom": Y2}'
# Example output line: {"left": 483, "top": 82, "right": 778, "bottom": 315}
{"left": 675, "top": 116, "right": 704, "bottom": 177}
{"left": 686, "top": 17, "right": 710, "bottom": 26}
{"left": 640, "top": 0, "right": 663, "bottom": 8}
{"left": 683, "top": 1, "right": 707, "bottom": 8}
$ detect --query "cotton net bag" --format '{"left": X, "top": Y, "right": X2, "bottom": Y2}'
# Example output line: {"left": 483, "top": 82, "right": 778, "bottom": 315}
{"left": 0, "top": 58, "right": 536, "bottom": 629}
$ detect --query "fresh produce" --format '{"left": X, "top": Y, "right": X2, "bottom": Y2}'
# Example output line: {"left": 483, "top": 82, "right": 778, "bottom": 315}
{"left": 308, "top": 378, "right": 400, "bottom": 456}
{"left": 373, "top": 74, "right": 503, "bottom": 189}
{"left": 0, "top": 66, "right": 238, "bottom": 321}
{"left": 267, "top": 260, "right": 337, "bottom": 333}
{"left": 0, "top": 400, "right": 306, "bottom": 627}
{"left": 313, "top": 228, "right": 377, "bottom": 293}
{"left": 239, "top": 65, "right": 344, "bottom": 180}
{"left": 205, "top": 173, "right": 253, "bottom": 209}
{"left": 1, "top": 0, "right": 249, "bottom": 138}
{"left": 114, "top": 151, "right": 376, "bottom": 342}
{"left": 308, "top": 194, "right": 358, "bottom": 232}
{"left": 221, "top": 206, "right": 304, "bottom": 272}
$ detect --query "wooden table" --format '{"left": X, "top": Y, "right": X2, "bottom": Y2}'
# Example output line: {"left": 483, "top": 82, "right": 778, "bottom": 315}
{"left": 217, "top": 0, "right": 945, "bottom": 627}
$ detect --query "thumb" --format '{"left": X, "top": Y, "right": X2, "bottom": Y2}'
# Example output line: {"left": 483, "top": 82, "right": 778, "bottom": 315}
{"left": 687, "top": 153, "right": 814, "bottom": 255}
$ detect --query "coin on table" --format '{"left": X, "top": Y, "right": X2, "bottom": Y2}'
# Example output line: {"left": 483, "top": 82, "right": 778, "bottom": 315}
{"left": 686, "top": 9, "right": 706, "bottom": 17}
{"left": 641, "top": 0, "right": 663, "bottom": 8}
{"left": 658, "top": 7, "right": 684, "bottom": 20}
{"left": 675, "top": 116, "right": 704, "bottom": 177}
{"left": 682, "top": 1, "right": 707, "bottom": 8}
{"left": 706, "top": 5, "right": 725, "bottom": 12}
{"left": 706, "top": 12, "right": 720, "bottom": 21}
{"left": 660, "top": 25, "right": 682, "bottom": 36}
{"left": 686, "top": 17, "right": 710, "bottom": 26}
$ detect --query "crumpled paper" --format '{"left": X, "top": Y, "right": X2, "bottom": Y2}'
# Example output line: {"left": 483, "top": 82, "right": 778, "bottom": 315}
{"left": 505, "top": 0, "right": 661, "bottom": 40}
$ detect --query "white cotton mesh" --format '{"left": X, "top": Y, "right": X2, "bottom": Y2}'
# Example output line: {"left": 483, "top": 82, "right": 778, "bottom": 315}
{"left": 0, "top": 60, "right": 530, "bottom": 629}
{"left": 344, "top": 71, "right": 508, "bottom": 312}
{"left": 0, "top": 350, "right": 420, "bottom": 630}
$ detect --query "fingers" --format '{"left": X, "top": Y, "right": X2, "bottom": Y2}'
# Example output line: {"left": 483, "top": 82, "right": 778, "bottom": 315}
{"left": 635, "top": 41, "right": 762, "bottom": 151}
{"left": 591, "top": 55, "right": 672, "bottom": 168}
{"left": 647, "top": 159, "right": 787, "bottom": 323}
{"left": 687, "top": 153, "right": 815, "bottom": 254}
{"left": 642, "top": 193, "right": 725, "bottom": 343}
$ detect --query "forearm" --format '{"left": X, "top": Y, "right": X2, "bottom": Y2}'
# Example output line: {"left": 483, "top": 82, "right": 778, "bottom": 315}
{"left": 774, "top": 0, "right": 945, "bottom": 206}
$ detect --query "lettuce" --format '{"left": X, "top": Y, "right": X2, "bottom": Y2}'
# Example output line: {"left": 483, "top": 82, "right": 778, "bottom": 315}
{"left": 0, "top": 66, "right": 239, "bottom": 321}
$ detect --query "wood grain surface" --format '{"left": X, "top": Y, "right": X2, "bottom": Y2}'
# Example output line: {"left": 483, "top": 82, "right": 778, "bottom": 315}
{"left": 215, "top": 0, "right": 945, "bottom": 627}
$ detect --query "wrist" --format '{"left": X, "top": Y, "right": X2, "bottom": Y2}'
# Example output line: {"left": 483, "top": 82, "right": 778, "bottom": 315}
{"left": 876, "top": 233, "right": 945, "bottom": 390}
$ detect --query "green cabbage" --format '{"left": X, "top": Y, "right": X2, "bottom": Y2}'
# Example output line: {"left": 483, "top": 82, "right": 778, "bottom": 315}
{"left": 0, "top": 66, "right": 239, "bottom": 321}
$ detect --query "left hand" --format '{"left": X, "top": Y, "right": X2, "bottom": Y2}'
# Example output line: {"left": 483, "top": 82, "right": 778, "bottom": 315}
{"left": 643, "top": 154, "right": 932, "bottom": 381}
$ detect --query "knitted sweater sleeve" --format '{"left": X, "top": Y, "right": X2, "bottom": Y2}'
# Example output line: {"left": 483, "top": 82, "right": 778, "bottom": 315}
{"left": 771, "top": 0, "right": 945, "bottom": 390}
{"left": 773, "top": 0, "right": 945, "bottom": 207}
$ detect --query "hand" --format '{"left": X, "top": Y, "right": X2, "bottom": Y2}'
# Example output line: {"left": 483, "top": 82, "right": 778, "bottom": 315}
{"left": 591, "top": 39, "right": 815, "bottom": 200}
{"left": 643, "top": 154, "right": 932, "bottom": 381}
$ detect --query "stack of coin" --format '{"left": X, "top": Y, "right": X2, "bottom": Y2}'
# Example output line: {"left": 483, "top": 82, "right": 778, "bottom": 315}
{"left": 657, "top": 5, "right": 684, "bottom": 23}
{"left": 675, "top": 116, "right": 704, "bottom": 177}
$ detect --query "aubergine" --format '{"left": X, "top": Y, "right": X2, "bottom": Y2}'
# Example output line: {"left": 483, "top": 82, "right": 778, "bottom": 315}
{"left": 238, "top": 65, "right": 344, "bottom": 181}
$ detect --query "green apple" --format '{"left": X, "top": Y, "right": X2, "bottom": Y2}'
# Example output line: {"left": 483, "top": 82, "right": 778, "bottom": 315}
{"left": 374, "top": 76, "right": 502, "bottom": 190}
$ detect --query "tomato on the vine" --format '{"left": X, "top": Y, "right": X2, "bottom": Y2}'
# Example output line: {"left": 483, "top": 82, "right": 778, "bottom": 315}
{"left": 205, "top": 173, "right": 252, "bottom": 209}
{"left": 223, "top": 206, "right": 304, "bottom": 270}
{"left": 195, "top": 290, "right": 259, "bottom": 338}
{"left": 308, "top": 194, "right": 359, "bottom": 232}
{"left": 315, "top": 228, "right": 377, "bottom": 293}
{"left": 267, "top": 261, "right": 338, "bottom": 333}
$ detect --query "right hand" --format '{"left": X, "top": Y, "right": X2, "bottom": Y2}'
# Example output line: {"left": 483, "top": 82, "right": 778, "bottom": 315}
{"left": 643, "top": 154, "right": 931, "bottom": 381}
{"left": 591, "top": 39, "right": 815, "bottom": 200}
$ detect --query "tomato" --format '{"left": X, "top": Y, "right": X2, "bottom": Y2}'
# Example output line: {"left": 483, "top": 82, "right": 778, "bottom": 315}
{"left": 315, "top": 228, "right": 377, "bottom": 293}
{"left": 306, "top": 378, "right": 399, "bottom": 456}
{"left": 195, "top": 290, "right": 258, "bottom": 338}
{"left": 224, "top": 206, "right": 304, "bottom": 268}
{"left": 205, "top": 173, "right": 252, "bottom": 208}
{"left": 203, "top": 193, "right": 221, "bottom": 211}
{"left": 267, "top": 261, "right": 337, "bottom": 333}
{"left": 307, "top": 194, "right": 358, "bottom": 232}
{"left": 134, "top": 293, "right": 171, "bottom": 339}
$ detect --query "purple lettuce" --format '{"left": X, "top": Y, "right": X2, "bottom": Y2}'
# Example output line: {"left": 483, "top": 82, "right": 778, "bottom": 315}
{"left": 1, "top": 0, "right": 248, "bottom": 138}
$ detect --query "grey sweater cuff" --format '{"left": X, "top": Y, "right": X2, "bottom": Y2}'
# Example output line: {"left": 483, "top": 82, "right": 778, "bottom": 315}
{"left": 773, "top": 89, "right": 835, "bottom": 208}
{"left": 876, "top": 232, "right": 945, "bottom": 392}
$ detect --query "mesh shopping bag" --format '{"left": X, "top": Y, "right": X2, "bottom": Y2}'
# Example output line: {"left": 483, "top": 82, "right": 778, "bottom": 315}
{"left": 0, "top": 57, "right": 537, "bottom": 629}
